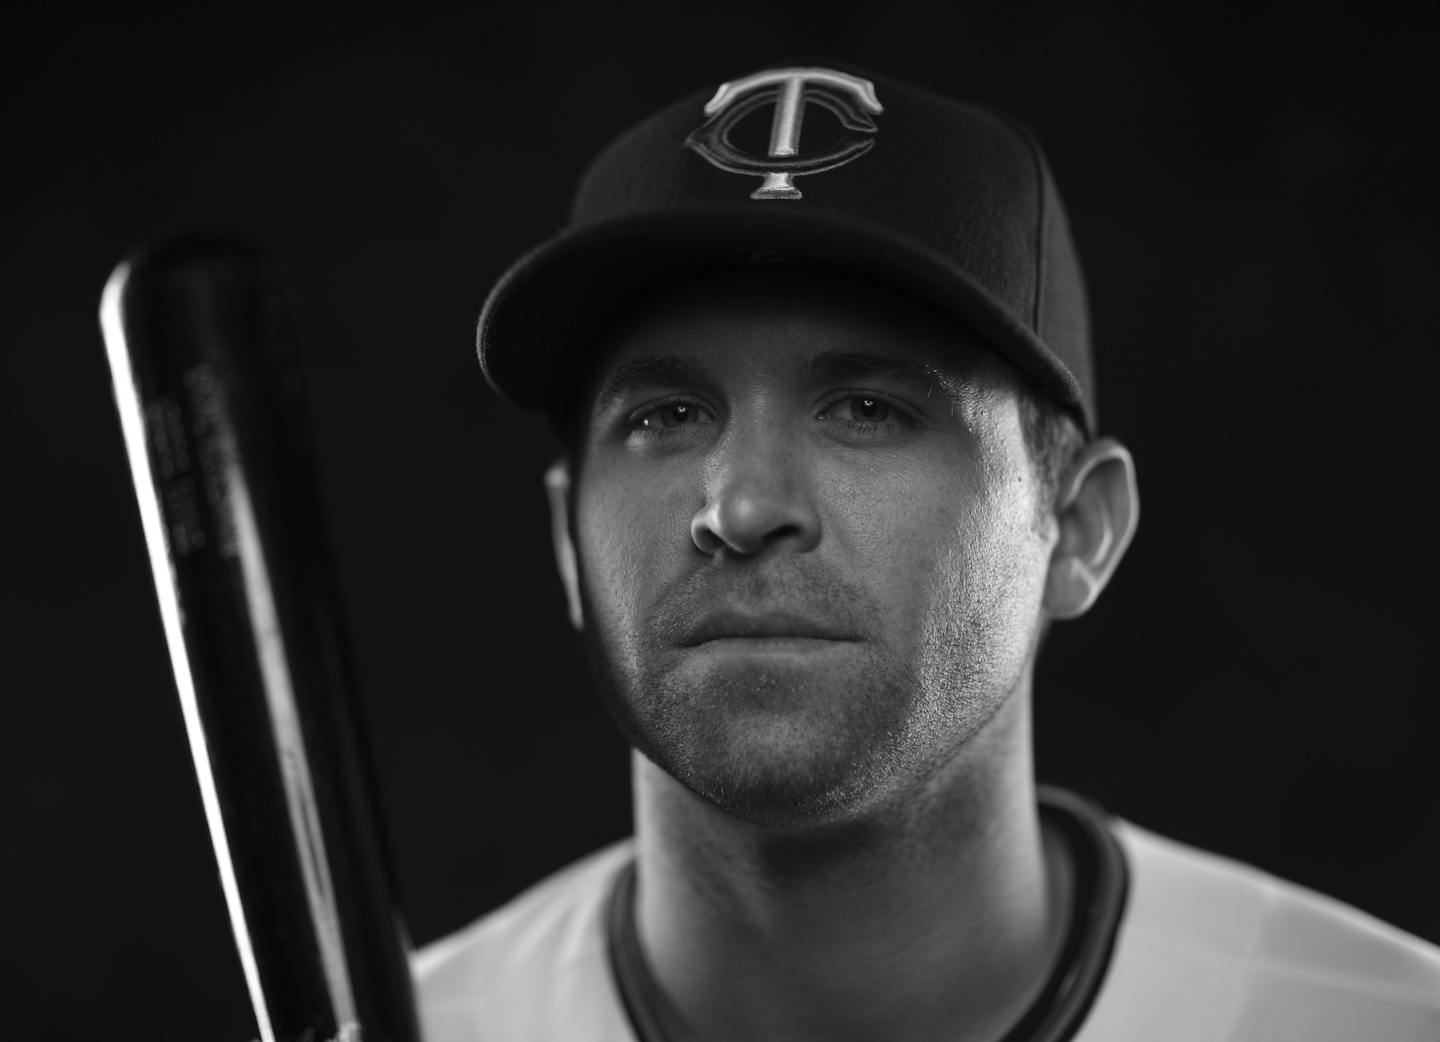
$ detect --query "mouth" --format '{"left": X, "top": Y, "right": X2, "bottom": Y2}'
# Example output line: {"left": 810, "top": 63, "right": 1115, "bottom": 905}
{"left": 681, "top": 610, "right": 856, "bottom": 647}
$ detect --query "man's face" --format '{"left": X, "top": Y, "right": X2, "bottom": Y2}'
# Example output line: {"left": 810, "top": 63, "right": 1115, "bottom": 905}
{"left": 566, "top": 269, "right": 1057, "bottom": 828}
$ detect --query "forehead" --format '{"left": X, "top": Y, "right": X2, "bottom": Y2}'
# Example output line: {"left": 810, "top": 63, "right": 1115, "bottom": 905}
{"left": 579, "top": 268, "right": 1014, "bottom": 403}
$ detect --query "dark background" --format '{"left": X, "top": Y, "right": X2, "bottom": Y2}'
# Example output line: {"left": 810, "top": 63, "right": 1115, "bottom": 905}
{"left": 5, "top": 5, "right": 1436, "bottom": 1039}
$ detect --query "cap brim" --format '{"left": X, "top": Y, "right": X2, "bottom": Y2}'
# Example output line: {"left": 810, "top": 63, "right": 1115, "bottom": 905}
{"left": 477, "top": 205, "right": 1090, "bottom": 433}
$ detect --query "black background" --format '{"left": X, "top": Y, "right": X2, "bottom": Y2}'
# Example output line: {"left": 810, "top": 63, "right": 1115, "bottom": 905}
{"left": 5, "top": 5, "right": 1437, "bottom": 1039}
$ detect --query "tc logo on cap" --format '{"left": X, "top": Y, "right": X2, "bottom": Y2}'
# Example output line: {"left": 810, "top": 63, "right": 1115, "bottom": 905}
{"left": 685, "top": 67, "right": 884, "bottom": 200}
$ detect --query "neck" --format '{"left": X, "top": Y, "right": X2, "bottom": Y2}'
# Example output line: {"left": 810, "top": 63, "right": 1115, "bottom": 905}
{"left": 631, "top": 688, "right": 1072, "bottom": 1042}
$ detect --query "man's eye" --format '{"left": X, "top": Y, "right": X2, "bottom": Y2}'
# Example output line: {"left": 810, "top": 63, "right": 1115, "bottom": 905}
{"left": 629, "top": 401, "right": 712, "bottom": 434}
{"left": 844, "top": 397, "right": 892, "bottom": 422}
{"left": 818, "top": 394, "right": 907, "bottom": 427}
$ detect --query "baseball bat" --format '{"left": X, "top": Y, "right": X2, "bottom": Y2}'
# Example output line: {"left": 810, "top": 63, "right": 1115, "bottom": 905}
{"left": 99, "top": 236, "right": 423, "bottom": 1042}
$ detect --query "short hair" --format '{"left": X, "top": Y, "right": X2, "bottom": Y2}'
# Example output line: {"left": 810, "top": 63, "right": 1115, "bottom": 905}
{"left": 1017, "top": 388, "right": 1089, "bottom": 533}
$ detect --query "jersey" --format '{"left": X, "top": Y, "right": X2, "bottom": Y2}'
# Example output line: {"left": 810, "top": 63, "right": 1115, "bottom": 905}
{"left": 412, "top": 789, "right": 1440, "bottom": 1041}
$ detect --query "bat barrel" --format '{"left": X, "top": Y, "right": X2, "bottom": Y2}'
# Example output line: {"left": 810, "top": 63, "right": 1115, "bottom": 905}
{"left": 100, "top": 237, "right": 422, "bottom": 1042}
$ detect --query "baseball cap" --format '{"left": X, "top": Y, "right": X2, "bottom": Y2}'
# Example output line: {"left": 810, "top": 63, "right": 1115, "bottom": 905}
{"left": 476, "top": 64, "right": 1097, "bottom": 436}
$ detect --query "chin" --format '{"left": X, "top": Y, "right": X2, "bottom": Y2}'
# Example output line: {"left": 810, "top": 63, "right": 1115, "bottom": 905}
{"left": 680, "top": 745, "right": 889, "bottom": 830}
{"left": 605, "top": 655, "right": 919, "bottom": 829}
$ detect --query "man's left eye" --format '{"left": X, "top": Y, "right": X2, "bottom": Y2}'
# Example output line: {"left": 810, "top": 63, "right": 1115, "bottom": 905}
{"left": 818, "top": 395, "right": 902, "bottom": 425}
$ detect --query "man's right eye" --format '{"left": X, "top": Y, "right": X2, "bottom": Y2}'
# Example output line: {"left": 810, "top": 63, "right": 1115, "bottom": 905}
{"left": 627, "top": 399, "right": 714, "bottom": 436}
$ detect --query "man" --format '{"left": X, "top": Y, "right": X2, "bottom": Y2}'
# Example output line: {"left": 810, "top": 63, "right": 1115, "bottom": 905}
{"left": 415, "top": 65, "right": 1440, "bottom": 1041}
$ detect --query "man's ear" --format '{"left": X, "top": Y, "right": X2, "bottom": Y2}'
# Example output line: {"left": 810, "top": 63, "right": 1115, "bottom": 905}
{"left": 544, "top": 459, "right": 584, "bottom": 631}
{"left": 1044, "top": 437, "right": 1139, "bottom": 620}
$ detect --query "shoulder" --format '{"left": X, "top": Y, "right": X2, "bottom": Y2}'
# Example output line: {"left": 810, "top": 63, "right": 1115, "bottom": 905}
{"left": 1076, "top": 818, "right": 1440, "bottom": 1042}
{"left": 411, "top": 839, "right": 637, "bottom": 1042}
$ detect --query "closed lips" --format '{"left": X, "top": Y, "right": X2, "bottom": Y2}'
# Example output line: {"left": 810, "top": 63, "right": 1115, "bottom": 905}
{"left": 683, "top": 611, "right": 855, "bottom": 645}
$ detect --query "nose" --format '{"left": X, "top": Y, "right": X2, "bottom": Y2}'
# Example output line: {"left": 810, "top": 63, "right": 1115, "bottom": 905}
{"left": 690, "top": 431, "right": 822, "bottom": 556}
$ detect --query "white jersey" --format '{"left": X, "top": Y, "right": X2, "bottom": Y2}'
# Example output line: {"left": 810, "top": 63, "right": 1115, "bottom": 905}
{"left": 413, "top": 796, "right": 1440, "bottom": 1041}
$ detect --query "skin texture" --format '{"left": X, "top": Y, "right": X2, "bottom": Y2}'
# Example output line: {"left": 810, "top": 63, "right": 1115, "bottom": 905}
{"left": 546, "top": 269, "right": 1139, "bottom": 1042}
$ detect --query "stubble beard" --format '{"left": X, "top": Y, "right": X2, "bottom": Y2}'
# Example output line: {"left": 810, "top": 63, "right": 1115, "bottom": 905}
{"left": 576, "top": 575, "right": 1025, "bottom": 831}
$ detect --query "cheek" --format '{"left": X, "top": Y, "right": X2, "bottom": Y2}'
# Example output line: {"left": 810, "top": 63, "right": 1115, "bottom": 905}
{"left": 575, "top": 462, "right": 693, "bottom": 638}
{"left": 921, "top": 438, "right": 1050, "bottom": 661}
{"left": 820, "top": 438, "right": 1046, "bottom": 641}
{"left": 812, "top": 444, "right": 988, "bottom": 571}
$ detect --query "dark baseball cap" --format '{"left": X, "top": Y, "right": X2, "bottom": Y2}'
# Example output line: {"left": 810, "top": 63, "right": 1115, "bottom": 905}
{"left": 477, "top": 64, "right": 1097, "bottom": 436}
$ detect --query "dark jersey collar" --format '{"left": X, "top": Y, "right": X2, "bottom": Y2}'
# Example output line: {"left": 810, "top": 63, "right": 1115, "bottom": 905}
{"left": 605, "top": 786, "right": 1129, "bottom": 1042}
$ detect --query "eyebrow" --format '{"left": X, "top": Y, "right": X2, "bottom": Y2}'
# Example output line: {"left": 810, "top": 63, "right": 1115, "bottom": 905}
{"left": 590, "top": 348, "right": 968, "bottom": 415}
{"left": 804, "top": 350, "right": 966, "bottom": 406}
{"left": 592, "top": 356, "right": 713, "bottom": 415}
